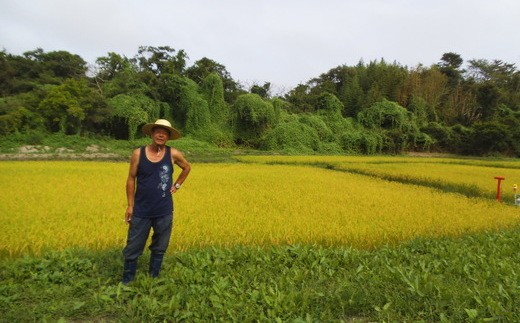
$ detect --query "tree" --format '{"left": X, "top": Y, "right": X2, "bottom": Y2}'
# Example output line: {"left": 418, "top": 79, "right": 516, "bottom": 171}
{"left": 185, "top": 57, "right": 230, "bottom": 83}
{"left": 358, "top": 99, "right": 412, "bottom": 130}
{"left": 250, "top": 82, "right": 271, "bottom": 99}
{"left": 24, "top": 49, "right": 87, "bottom": 80}
{"left": 108, "top": 94, "right": 162, "bottom": 140}
{"left": 101, "top": 64, "right": 151, "bottom": 98}
{"left": 339, "top": 73, "right": 363, "bottom": 117}
{"left": 134, "top": 46, "right": 187, "bottom": 76}
{"left": 156, "top": 74, "right": 190, "bottom": 128}
{"left": 474, "top": 82, "right": 502, "bottom": 120}
{"left": 315, "top": 92, "right": 343, "bottom": 118}
{"left": 465, "top": 59, "right": 518, "bottom": 120}
{"left": 357, "top": 99, "right": 428, "bottom": 153}
{"left": 200, "top": 73, "right": 229, "bottom": 126}
{"left": 439, "top": 85, "right": 478, "bottom": 126}
{"left": 408, "top": 95, "right": 430, "bottom": 128}
{"left": 466, "top": 59, "right": 516, "bottom": 85}
{"left": 95, "top": 52, "right": 132, "bottom": 82}
{"left": 0, "top": 50, "right": 19, "bottom": 95}
{"left": 263, "top": 119, "right": 320, "bottom": 153}
{"left": 181, "top": 79, "right": 211, "bottom": 136}
{"left": 231, "top": 93, "right": 275, "bottom": 146}
{"left": 407, "top": 66, "right": 447, "bottom": 122}
{"left": 439, "top": 52, "right": 463, "bottom": 70}
{"left": 176, "top": 76, "right": 232, "bottom": 145}
{"left": 437, "top": 52, "right": 464, "bottom": 87}
{"left": 470, "top": 121, "right": 511, "bottom": 155}
{"left": 185, "top": 57, "right": 242, "bottom": 102}
{"left": 1, "top": 49, "right": 86, "bottom": 95}
{"left": 37, "top": 78, "right": 97, "bottom": 134}
{"left": 0, "top": 97, "right": 42, "bottom": 135}
{"left": 38, "top": 86, "right": 80, "bottom": 133}
{"left": 284, "top": 83, "right": 314, "bottom": 113}
{"left": 299, "top": 114, "right": 334, "bottom": 142}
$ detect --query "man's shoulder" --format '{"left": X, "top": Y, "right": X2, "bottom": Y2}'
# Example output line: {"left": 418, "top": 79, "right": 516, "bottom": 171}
{"left": 168, "top": 146, "right": 182, "bottom": 155}
{"left": 130, "top": 146, "right": 143, "bottom": 159}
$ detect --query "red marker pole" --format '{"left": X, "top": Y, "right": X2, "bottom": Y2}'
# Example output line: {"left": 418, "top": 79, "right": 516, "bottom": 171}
{"left": 514, "top": 184, "right": 518, "bottom": 206}
{"left": 494, "top": 176, "right": 505, "bottom": 202}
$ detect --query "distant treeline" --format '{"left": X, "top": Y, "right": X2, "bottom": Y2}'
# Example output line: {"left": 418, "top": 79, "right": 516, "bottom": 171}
{"left": 1, "top": 47, "right": 519, "bottom": 156}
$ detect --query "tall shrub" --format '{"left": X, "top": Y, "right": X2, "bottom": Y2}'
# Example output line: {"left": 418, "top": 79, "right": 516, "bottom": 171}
{"left": 299, "top": 114, "right": 334, "bottom": 142}
{"left": 200, "top": 73, "right": 228, "bottom": 127}
{"left": 357, "top": 99, "right": 432, "bottom": 153}
{"left": 182, "top": 79, "right": 211, "bottom": 136}
{"left": 108, "top": 94, "right": 161, "bottom": 140}
{"left": 470, "top": 121, "right": 511, "bottom": 155}
{"left": 315, "top": 92, "right": 343, "bottom": 118}
{"left": 263, "top": 119, "right": 320, "bottom": 154}
{"left": 357, "top": 99, "right": 411, "bottom": 130}
{"left": 231, "top": 93, "right": 275, "bottom": 146}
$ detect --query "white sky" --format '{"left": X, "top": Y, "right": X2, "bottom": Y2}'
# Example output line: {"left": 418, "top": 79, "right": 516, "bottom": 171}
{"left": 1, "top": 0, "right": 519, "bottom": 93}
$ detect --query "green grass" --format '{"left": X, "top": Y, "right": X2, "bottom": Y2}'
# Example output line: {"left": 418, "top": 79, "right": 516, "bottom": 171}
{"left": 2, "top": 227, "right": 519, "bottom": 322}
{"left": 0, "top": 132, "right": 244, "bottom": 163}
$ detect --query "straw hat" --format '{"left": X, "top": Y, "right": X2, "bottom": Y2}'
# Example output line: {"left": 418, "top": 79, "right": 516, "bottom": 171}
{"left": 141, "top": 119, "right": 181, "bottom": 140}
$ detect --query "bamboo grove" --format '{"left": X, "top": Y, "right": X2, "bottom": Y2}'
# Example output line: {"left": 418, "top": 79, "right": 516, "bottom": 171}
{"left": 1, "top": 47, "right": 519, "bottom": 156}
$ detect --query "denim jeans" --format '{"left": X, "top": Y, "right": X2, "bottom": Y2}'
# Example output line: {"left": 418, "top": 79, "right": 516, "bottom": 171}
{"left": 122, "top": 213, "right": 173, "bottom": 283}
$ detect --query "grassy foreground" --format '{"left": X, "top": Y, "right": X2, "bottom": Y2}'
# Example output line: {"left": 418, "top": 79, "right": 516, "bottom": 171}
{"left": 1, "top": 228, "right": 519, "bottom": 322}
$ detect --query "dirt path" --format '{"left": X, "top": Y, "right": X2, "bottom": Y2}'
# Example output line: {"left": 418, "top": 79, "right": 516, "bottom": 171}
{"left": 0, "top": 145, "right": 126, "bottom": 161}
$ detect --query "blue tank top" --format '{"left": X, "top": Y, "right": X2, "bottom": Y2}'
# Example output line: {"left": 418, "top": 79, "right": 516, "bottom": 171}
{"left": 133, "top": 146, "right": 174, "bottom": 218}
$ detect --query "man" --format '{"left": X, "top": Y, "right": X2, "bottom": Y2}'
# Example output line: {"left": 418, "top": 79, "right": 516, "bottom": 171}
{"left": 122, "top": 119, "right": 191, "bottom": 284}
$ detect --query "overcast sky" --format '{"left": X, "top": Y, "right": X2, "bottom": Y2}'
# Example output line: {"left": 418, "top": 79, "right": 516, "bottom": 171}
{"left": 1, "top": 0, "right": 519, "bottom": 93}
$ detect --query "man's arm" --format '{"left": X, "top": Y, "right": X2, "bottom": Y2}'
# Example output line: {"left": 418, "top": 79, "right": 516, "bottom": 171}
{"left": 171, "top": 148, "right": 191, "bottom": 193}
{"left": 125, "top": 148, "right": 140, "bottom": 223}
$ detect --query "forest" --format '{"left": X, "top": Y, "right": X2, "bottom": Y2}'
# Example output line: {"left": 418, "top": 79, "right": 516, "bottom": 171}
{"left": 1, "top": 46, "right": 519, "bottom": 156}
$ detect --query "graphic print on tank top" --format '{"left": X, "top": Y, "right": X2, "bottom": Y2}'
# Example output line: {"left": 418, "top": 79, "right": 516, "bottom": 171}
{"left": 158, "top": 165, "right": 171, "bottom": 197}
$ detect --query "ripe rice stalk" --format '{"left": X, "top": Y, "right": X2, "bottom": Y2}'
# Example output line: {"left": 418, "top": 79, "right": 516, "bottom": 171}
{"left": 1, "top": 160, "right": 519, "bottom": 257}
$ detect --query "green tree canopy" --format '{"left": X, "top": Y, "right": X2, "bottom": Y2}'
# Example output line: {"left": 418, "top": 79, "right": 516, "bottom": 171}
{"left": 37, "top": 79, "right": 96, "bottom": 134}
{"left": 200, "top": 73, "right": 229, "bottom": 126}
{"left": 108, "top": 93, "right": 162, "bottom": 140}
{"left": 231, "top": 93, "right": 276, "bottom": 146}
{"left": 185, "top": 57, "right": 243, "bottom": 103}
{"left": 134, "top": 46, "right": 187, "bottom": 76}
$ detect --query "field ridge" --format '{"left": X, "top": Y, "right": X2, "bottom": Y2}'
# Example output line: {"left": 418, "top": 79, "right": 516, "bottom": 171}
{"left": 252, "top": 159, "right": 494, "bottom": 200}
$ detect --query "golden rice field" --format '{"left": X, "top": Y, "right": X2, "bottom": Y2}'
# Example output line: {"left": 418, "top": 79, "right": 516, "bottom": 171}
{"left": 236, "top": 155, "right": 520, "bottom": 203}
{"left": 1, "top": 157, "right": 519, "bottom": 257}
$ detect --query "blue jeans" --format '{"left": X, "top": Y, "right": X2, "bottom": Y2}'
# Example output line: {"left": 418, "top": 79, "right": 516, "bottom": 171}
{"left": 122, "top": 213, "right": 173, "bottom": 283}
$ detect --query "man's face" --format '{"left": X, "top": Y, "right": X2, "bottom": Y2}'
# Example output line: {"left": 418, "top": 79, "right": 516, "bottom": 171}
{"left": 152, "top": 127, "right": 170, "bottom": 145}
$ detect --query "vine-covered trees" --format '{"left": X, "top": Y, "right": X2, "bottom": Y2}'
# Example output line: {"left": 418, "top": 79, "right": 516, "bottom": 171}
{"left": 283, "top": 55, "right": 519, "bottom": 155}
{"left": 231, "top": 93, "right": 276, "bottom": 146}
{"left": 185, "top": 57, "right": 243, "bottom": 103}
{"left": 0, "top": 47, "right": 518, "bottom": 156}
{"left": 357, "top": 99, "right": 427, "bottom": 153}
{"left": 108, "top": 93, "right": 163, "bottom": 140}
{"left": 201, "top": 73, "right": 229, "bottom": 127}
